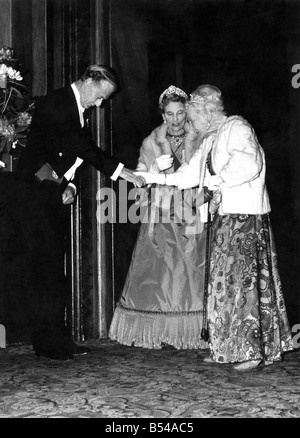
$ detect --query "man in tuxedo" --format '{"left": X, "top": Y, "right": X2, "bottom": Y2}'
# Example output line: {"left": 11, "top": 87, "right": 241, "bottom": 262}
{"left": 14, "top": 64, "right": 144, "bottom": 360}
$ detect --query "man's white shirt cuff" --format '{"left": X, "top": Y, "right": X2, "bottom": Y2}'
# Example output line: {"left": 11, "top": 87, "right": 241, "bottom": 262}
{"left": 68, "top": 182, "right": 77, "bottom": 195}
{"left": 111, "top": 163, "right": 124, "bottom": 181}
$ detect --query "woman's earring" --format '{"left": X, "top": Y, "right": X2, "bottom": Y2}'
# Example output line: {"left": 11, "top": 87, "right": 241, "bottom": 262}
{"left": 163, "top": 120, "right": 167, "bottom": 124}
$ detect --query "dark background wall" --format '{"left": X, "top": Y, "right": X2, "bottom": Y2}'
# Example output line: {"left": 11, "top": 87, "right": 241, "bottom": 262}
{"left": 110, "top": 0, "right": 300, "bottom": 327}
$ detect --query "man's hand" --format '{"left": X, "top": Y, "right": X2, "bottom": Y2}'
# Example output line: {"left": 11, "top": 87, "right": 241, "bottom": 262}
{"left": 134, "top": 171, "right": 166, "bottom": 185}
{"left": 62, "top": 185, "right": 76, "bottom": 205}
{"left": 120, "top": 168, "right": 146, "bottom": 187}
{"left": 0, "top": 160, "right": 6, "bottom": 168}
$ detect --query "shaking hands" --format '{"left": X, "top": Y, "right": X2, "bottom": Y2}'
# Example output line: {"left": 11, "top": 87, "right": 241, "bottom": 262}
{"left": 120, "top": 167, "right": 146, "bottom": 187}
{"left": 134, "top": 153, "right": 174, "bottom": 185}
{"left": 134, "top": 171, "right": 166, "bottom": 185}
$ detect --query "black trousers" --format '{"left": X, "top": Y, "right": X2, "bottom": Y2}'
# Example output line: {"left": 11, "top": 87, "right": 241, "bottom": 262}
{"left": 13, "top": 176, "right": 72, "bottom": 350}
{"left": 0, "top": 173, "right": 29, "bottom": 342}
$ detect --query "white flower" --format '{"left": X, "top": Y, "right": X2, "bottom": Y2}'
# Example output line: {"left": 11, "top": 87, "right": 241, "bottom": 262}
{"left": 0, "top": 63, "right": 22, "bottom": 81}
{"left": 0, "top": 117, "right": 15, "bottom": 138}
{"left": 17, "top": 112, "right": 32, "bottom": 127}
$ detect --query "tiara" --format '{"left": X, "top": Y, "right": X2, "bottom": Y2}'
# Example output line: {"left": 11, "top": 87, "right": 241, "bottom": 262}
{"left": 158, "top": 85, "right": 188, "bottom": 105}
{"left": 189, "top": 93, "right": 220, "bottom": 104}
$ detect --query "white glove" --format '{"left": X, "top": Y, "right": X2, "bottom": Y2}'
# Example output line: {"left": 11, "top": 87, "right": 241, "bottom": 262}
{"left": 0, "top": 160, "right": 6, "bottom": 168}
{"left": 153, "top": 154, "right": 173, "bottom": 172}
{"left": 134, "top": 171, "right": 166, "bottom": 185}
{"left": 207, "top": 174, "right": 223, "bottom": 191}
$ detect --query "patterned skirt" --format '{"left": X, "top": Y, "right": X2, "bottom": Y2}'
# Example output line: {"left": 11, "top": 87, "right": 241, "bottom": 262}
{"left": 207, "top": 213, "right": 294, "bottom": 363}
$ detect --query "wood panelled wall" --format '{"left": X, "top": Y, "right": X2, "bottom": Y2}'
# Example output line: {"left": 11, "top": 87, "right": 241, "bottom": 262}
{"left": 0, "top": 0, "right": 115, "bottom": 342}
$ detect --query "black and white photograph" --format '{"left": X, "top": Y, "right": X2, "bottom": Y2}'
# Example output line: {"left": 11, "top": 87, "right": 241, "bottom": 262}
{"left": 0, "top": 0, "right": 300, "bottom": 422}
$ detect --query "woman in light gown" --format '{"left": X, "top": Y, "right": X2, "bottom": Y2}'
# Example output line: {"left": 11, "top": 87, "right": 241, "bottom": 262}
{"left": 137, "top": 84, "right": 294, "bottom": 369}
{"left": 109, "top": 85, "right": 209, "bottom": 349}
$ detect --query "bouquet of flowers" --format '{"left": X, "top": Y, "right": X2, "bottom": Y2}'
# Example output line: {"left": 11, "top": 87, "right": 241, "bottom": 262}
{"left": 0, "top": 46, "right": 34, "bottom": 169}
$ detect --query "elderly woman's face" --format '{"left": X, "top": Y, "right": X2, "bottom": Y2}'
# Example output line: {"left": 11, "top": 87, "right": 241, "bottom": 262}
{"left": 187, "top": 103, "right": 209, "bottom": 134}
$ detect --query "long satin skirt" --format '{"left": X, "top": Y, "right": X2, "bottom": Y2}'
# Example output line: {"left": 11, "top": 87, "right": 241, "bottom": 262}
{"left": 109, "top": 187, "right": 208, "bottom": 349}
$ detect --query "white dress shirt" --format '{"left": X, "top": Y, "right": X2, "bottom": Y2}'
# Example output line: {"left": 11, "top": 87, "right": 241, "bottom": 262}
{"left": 65, "top": 83, "right": 124, "bottom": 192}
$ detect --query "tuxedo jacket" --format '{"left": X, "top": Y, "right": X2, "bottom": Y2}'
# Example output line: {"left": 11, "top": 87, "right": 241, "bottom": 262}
{"left": 16, "top": 85, "right": 120, "bottom": 187}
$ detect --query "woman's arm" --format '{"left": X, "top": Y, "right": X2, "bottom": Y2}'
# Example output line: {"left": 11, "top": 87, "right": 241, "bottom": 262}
{"left": 136, "top": 146, "right": 203, "bottom": 189}
{"left": 218, "top": 119, "right": 263, "bottom": 187}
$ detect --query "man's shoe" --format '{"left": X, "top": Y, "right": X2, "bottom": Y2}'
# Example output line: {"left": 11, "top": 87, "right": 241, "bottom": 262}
{"left": 35, "top": 348, "right": 74, "bottom": 360}
{"left": 67, "top": 343, "right": 91, "bottom": 356}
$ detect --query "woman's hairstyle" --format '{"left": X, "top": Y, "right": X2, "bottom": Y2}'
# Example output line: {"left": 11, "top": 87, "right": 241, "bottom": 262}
{"left": 189, "top": 84, "right": 224, "bottom": 113}
{"left": 158, "top": 85, "right": 188, "bottom": 113}
{"left": 80, "top": 64, "right": 119, "bottom": 91}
